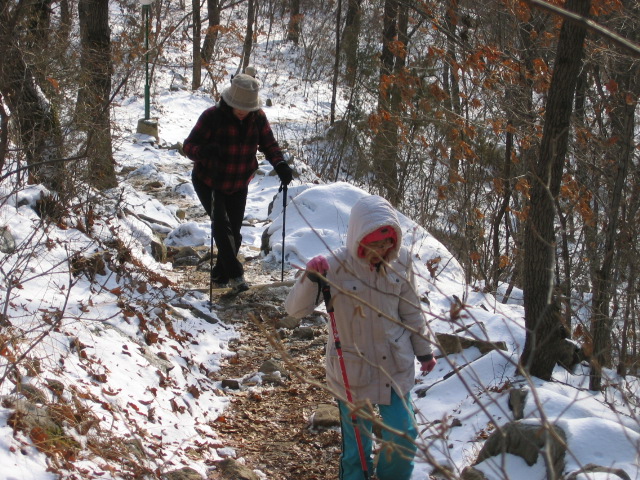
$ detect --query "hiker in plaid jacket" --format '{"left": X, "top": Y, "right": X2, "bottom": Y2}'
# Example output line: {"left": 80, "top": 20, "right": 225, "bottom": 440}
{"left": 184, "top": 70, "right": 293, "bottom": 292}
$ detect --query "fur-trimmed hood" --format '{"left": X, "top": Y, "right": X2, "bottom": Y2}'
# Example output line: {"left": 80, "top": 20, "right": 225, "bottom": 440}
{"left": 346, "top": 195, "right": 402, "bottom": 265}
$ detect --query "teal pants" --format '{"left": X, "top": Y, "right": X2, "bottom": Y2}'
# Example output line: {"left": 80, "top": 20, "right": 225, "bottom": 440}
{"left": 338, "top": 390, "right": 417, "bottom": 480}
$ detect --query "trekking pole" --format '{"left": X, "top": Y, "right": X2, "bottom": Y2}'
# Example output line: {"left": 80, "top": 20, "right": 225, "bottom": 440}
{"left": 209, "top": 191, "right": 215, "bottom": 306}
{"left": 280, "top": 184, "right": 287, "bottom": 282}
{"left": 316, "top": 276, "right": 371, "bottom": 480}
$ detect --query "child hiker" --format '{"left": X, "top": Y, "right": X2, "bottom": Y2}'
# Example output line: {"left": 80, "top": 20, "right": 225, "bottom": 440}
{"left": 183, "top": 68, "right": 293, "bottom": 294}
{"left": 284, "top": 194, "right": 436, "bottom": 480}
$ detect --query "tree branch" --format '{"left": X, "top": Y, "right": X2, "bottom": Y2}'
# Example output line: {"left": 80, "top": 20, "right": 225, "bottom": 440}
{"left": 525, "top": 0, "right": 640, "bottom": 57}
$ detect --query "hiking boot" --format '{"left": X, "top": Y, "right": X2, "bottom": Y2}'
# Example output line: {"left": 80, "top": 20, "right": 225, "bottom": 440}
{"left": 211, "top": 266, "right": 228, "bottom": 286}
{"left": 228, "top": 276, "right": 249, "bottom": 294}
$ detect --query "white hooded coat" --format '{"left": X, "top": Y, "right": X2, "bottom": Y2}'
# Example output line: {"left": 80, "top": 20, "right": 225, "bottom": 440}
{"left": 284, "top": 195, "right": 433, "bottom": 405}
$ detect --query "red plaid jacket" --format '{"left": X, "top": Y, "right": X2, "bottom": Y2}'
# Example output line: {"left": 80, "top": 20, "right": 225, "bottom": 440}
{"left": 183, "top": 100, "right": 285, "bottom": 194}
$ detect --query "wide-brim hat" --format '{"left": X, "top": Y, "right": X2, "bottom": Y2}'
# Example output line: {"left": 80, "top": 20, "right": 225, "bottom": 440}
{"left": 221, "top": 74, "right": 262, "bottom": 111}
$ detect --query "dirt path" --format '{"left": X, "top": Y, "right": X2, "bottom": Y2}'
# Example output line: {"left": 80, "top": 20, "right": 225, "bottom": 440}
{"left": 126, "top": 162, "right": 342, "bottom": 478}
{"left": 188, "top": 260, "right": 342, "bottom": 479}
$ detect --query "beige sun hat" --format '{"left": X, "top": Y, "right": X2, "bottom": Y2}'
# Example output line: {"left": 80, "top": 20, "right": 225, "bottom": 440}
{"left": 221, "top": 73, "right": 262, "bottom": 111}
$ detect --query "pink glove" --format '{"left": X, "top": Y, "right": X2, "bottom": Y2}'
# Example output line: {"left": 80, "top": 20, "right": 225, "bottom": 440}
{"left": 306, "top": 255, "right": 329, "bottom": 275}
{"left": 420, "top": 357, "right": 437, "bottom": 374}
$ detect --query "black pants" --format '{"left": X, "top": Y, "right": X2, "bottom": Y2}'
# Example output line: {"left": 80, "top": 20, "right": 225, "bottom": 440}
{"left": 192, "top": 172, "right": 247, "bottom": 281}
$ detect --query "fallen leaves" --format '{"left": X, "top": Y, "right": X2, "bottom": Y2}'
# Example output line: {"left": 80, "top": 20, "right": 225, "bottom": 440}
{"left": 208, "top": 287, "right": 341, "bottom": 479}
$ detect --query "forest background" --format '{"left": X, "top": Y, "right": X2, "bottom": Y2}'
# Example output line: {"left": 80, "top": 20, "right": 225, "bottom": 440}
{"left": 3, "top": 0, "right": 638, "bottom": 386}
{"left": 0, "top": 0, "right": 639, "bottom": 478}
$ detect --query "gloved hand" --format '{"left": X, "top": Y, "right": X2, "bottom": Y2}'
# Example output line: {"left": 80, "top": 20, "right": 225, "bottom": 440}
{"left": 274, "top": 161, "right": 293, "bottom": 186}
{"left": 306, "top": 255, "right": 328, "bottom": 274}
{"left": 420, "top": 357, "right": 437, "bottom": 374}
{"left": 200, "top": 143, "right": 220, "bottom": 160}
{"left": 305, "top": 255, "right": 328, "bottom": 283}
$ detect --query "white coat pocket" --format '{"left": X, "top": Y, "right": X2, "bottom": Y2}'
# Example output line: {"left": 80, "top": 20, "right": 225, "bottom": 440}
{"left": 386, "top": 273, "right": 403, "bottom": 296}
{"left": 342, "top": 279, "right": 365, "bottom": 295}
{"left": 329, "top": 349, "right": 371, "bottom": 388}
{"left": 389, "top": 329, "right": 415, "bottom": 371}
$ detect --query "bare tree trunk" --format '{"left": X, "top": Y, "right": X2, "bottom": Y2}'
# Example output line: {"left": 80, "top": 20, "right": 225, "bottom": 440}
{"left": 491, "top": 122, "right": 513, "bottom": 291}
{"left": 371, "top": 0, "right": 400, "bottom": 205}
{"left": 59, "top": 0, "right": 72, "bottom": 41}
{"left": 192, "top": 0, "right": 202, "bottom": 90}
{"left": 492, "top": 14, "right": 539, "bottom": 297}
{"left": 520, "top": 0, "right": 591, "bottom": 381}
{"left": 78, "top": 0, "right": 116, "bottom": 191}
{"left": 555, "top": 200, "right": 572, "bottom": 329}
{"left": 239, "top": 0, "right": 256, "bottom": 73}
{"left": 444, "top": 0, "right": 462, "bottom": 183}
{"left": 342, "top": 0, "right": 361, "bottom": 87}
{"left": 201, "top": 0, "right": 221, "bottom": 64}
{"left": 287, "top": 0, "right": 301, "bottom": 45}
{"left": 575, "top": 66, "right": 602, "bottom": 343}
{"left": 590, "top": 22, "right": 637, "bottom": 388}
{"left": 0, "top": 0, "right": 65, "bottom": 191}
{"left": 0, "top": 96, "right": 8, "bottom": 172}
{"left": 330, "top": 0, "right": 342, "bottom": 125}
{"left": 618, "top": 135, "right": 640, "bottom": 375}
{"left": 617, "top": 281, "right": 632, "bottom": 376}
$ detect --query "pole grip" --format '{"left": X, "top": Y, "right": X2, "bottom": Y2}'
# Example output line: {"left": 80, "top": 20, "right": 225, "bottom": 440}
{"left": 320, "top": 281, "right": 333, "bottom": 313}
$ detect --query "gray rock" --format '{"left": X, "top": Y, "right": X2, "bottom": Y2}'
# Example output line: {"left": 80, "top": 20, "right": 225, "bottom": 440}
{"left": 146, "top": 180, "right": 163, "bottom": 189}
{"left": 163, "top": 467, "right": 203, "bottom": 480}
{"left": 262, "top": 373, "right": 285, "bottom": 386}
{"left": 221, "top": 379, "right": 241, "bottom": 390}
{"left": 436, "top": 333, "right": 463, "bottom": 354}
{"left": 312, "top": 404, "right": 340, "bottom": 429}
{"left": 566, "top": 464, "right": 632, "bottom": 480}
{"left": 259, "top": 359, "right": 287, "bottom": 377}
{"left": 436, "top": 333, "right": 507, "bottom": 355}
{"left": 0, "top": 226, "right": 15, "bottom": 253}
{"left": 276, "top": 316, "right": 300, "bottom": 329}
{"left": 303, "top": 314, "right": 327, "bottom": 327}
{"left": 151, "top": 236, "right": 167, "bottom": 263}
{"left": 460, "top": 466, "right": 487, "bottom": 480}
{"left": 293, "top": 326, "right": 314, "bottom": 340}
{"left": 508, "top": 387, "right": 528, "bottom": 420}
{"left": 139, "top": 346, "right": 175, "bottom": 374}
{"left": 70, "top": 252, "right": 107, "bottom": 279}
{"left": 4, "top": 397, "right": 62, "bottom": 434}
{"left": 209, "top": 458, "right": 259, "bottom": 480}
{"left": 474, "top": 420, "right": 566, "bottom": 479}
{"left": 260, "top": 228, "right": 271, "bottom": 254}
{"left": 170, "top": 246, "right": 202, "bottom": 267}
{"left": 188, "top": 307, "right": 219, "bottom": 325}
{"left": 556, "top": 338, "right": 587, "bottom": 372}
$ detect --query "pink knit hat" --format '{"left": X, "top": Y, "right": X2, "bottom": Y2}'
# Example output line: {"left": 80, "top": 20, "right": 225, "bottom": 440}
{"left": 357, "top": 225, "right": 398, "bottom": 258}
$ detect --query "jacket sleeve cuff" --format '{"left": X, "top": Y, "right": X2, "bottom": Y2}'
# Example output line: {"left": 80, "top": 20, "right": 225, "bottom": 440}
{"left": 416, "top": 354, "right": 433, "bottom": 362}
